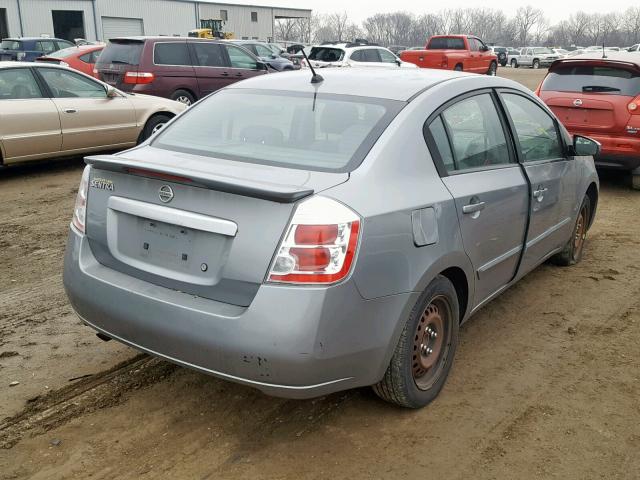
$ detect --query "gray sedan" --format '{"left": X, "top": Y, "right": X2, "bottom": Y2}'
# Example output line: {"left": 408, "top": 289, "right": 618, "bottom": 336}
{"left": 63, "top": 68, "right": 599, "bottom": 408}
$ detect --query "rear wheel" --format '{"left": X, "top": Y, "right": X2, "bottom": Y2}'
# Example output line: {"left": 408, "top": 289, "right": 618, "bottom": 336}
{"left": 511, "top": 58, "right": 518, "bottom": 68}
{"left": 487, "top": 61, "right": 497, "bottom": 76}
{"left": 373, "top": 276, "right": 459, "bottom": 408}
{"left": 170, "top": 89, "right": 195, "bottom": 106}
{"left": 532, "top": 59, "right": 540, "bottom": 69}
{"left": 454, "top": 64, "right": 463, "bottom": 72}
{"left": 551, "top": 195, "right": 591, "bottom": 266}
{"left": 632, "top": 173, "right": 640, "bottom": 190}
{"left": 139, "top": 113, "right": 173, "bottom": 143}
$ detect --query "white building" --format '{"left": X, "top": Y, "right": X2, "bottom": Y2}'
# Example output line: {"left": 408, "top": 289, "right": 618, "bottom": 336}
{"left": 0, "top": 0, "right": 311, "bottom": 43}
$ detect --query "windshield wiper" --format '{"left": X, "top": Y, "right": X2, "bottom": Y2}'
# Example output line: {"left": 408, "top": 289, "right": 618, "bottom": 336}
{"left": 582, "top": 85, "right": 621, "bottom": 92}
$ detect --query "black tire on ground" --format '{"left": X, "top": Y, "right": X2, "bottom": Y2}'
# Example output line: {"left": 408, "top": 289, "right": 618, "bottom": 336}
{"left": 170, "top": 89, "right": 195, "bottom": 106}
{"left": 487, "top": 61, "right": 497, "bottom": 76}
{"left": 551, "top": 195, "right": 591, "bottom": 266}
{"left": 532, "top": 59, "right": 540, "bottom": 69}
{"left": 139, "top": 114, "right": 173, "bottom": 143}
{"left": 511, "top": 58, "right": 518, "bottom": 68}
{"left": 373, "top": 275, "right": 460, "bottom": 409}
{"left": 632, "top": 174, "right": 640, "bottom": 190}
{"left": 454, "top": 64, "right": 463, "bottom": 71}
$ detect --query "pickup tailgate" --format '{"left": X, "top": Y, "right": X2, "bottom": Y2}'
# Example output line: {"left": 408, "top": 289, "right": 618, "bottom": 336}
{"left": 400, "top": 50, "right": 448, "bottom": 69}
{"left": 84, "top": 147, "right": 348, "bottom": 306}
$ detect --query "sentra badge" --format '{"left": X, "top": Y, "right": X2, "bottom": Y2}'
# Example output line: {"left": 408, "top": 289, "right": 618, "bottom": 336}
{"left": 90, "top": 178, "right": 114, "bottom": 191}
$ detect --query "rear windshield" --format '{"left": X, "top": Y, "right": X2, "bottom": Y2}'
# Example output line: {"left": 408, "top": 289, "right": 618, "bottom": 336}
{"left": 1, "top": 40, "right": 21, "bottom": 50}
{"left": 97, "top": 41, "right": 143, "bottom": 66}
{"left": 308, "top": 47, "right": 344, "bottom": 62}
{"left": 542, "top": 65, "right": 640, "bottom": 96}
{"left": 152, "top": 89, "right": 404, "bottom": 173}
{"left": 428, "top": 37, "right": 465, "bottom": 50}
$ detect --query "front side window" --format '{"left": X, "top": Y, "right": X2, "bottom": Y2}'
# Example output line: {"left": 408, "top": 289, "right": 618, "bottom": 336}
{"left": 154, "top": 42, "right": 191, "bottom": 66}
{"left": 38, "top": 68, "right": 106, "bottom": 98}
{"left": 432, "top": 93, "right": 511, "bottom": 172}
{"left": 1, "top": 40, "right": 21, "bottom": 50}
{"left": 152, "top": 89, "right": 403, "bottom": 173}
{"left": 225, "top": 45, "right": 257, "bottom": 69}
{"left": 378, "top": 49, "right": 397, "bottom": 63}
{"left": 501, "top": 93, "right": 563, "bottom": 162}
{"left": 254, "top": 44, "right": 273, "bottom": 57}
{"left": 0, "top": 68, "right": 43, "bottom": 99}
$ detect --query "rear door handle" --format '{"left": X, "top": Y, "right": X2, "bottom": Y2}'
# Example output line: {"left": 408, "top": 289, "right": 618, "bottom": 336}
{"left": 234, "top": 73, "right": 242, "bottom": 77}
{"left": 64, "top": 108, "right": 78, "bottom": 114}
{"left": 533, "top": 186, "right": 548, "bottom": 201}
{"left": 462, "top": 201, "right": 486, "bottom": 214}
{"left": 221, "top": 72, "right": 229, "bottom": 77}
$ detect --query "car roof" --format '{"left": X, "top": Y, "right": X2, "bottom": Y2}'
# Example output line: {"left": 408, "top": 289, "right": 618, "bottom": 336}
{"left": 0, "top": 61, "right": 79, "bottom": 70}
{"left": 2, "top": 37, "right": 68, "bottom": 42}
{"left": 227, "top": 68, "right": 511, "bottom": 102}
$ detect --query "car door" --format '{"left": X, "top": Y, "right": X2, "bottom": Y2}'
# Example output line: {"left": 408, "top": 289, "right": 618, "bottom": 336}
{"left": 222, "top": 44, "right": 266, "bottom": 81}
{"left": 377, "top": 48, "right": 401, "bottom": 68}
{"left": 467, "top": 38, "right": 481, "bottom": 72}
{"left": 475, "top": 38, "right": 492, "bottom": 71}
{"left": 189, "top": 42, "right": 234, "bottom": 96}
{"left": 520, "top": 48, "right": 531, "bottom": 66}
{"left": 35, "top": 67, "right": 138, "bottom": 151}
{"left": 0, "top": 67, "right": 61, "bottom": 163}
{"left": 425, "top": 91, "right": 529, "bottom": 307}
{"left": 498, "top": 90, "right": 575, "bottom": 274}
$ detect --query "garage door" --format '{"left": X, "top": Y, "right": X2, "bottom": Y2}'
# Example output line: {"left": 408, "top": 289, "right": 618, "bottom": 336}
{"left": 101, "top": 17, "right": 144, "bottom": 41}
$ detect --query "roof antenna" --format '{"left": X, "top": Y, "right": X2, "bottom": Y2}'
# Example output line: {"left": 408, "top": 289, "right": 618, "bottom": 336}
{"left": 602, "top": 42, "right": 607, "bottom": 59}
{"left": 296, "top": 46, "right": 323, "bottom": 84}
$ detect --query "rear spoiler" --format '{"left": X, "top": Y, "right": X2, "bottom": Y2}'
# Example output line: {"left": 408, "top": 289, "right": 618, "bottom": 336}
{"left": 549, "top": 58, "right": 640, "bottom": 72}
{"left": 85, "top": 155, "right": 314, "bottom": 203}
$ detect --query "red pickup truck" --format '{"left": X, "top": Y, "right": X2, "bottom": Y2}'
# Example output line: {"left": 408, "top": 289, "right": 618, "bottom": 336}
{"left": 400, "top": 35, "right": 498, "bottom": 75}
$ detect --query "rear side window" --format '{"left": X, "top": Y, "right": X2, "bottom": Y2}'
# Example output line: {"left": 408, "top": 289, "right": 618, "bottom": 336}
{"left": 427, "top": 37, "right": 465, "bottom": 50}
{"left": 430, "top": 93, "right": 511, "bottom": 172}
{"left": 35, "top": 41, "right": 56, "bottom": 54}
{"left": 154, "top": 43, "right": 191, "bottom": 66}
{"left": 0, "top": 68, "right": 43, "bottom": 99}
{"left": 308, "top": 47, "right": 344, "bottom": 62}
{"left": 350, "top": 49, "right": 379, "bottom": 62}
{"left": 225, "top": 45, "right": 258, "bottom": 69}
{"left": 97, "top": 41, "right": 143, "bottom": 66}
{"left": 501, "top": 93, "right": 563, "bottom": 162}
{"left": 191, "top": 43, "right": 226, "bottom": 67}
{"left": 541, "top": 65, "right": 640, "bottom": 96}
{"left": 152, "top": 89, "right": 403, "bottom": 173}
{"left": 1, "top": 40, "right": 22, "bottom": 50}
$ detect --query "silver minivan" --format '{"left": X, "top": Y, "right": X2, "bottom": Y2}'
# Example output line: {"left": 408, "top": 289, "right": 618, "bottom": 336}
{"left": 64, "top": 68, "right": 599, "bottom": 408}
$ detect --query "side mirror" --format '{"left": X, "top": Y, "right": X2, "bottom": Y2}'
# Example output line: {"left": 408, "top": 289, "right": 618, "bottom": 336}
{"left": 105, "top": 86, "right": 118, "bottom": 98}
{"left": 572, "top": 135, "right": 600, "bottom": 157}
{"left": 257, "top": 61, "right": 269, "bottom": 71}
{"left": 481, "top": 45, "right": 490, "bottom": 52}
{"left": 395, "top": 59, "right": 402, "bottom": 67}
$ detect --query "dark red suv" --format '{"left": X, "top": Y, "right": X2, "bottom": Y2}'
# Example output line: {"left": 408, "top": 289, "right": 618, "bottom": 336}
{"left": 536, "top": 54, "right": 640, "bottom": 188}
{"left": 95, "top": 37, "right": 268, "bottom": 106}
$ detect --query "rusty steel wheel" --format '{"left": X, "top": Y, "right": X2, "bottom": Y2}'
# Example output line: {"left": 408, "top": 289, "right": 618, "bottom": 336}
{"left": 411, "top": 296, "right": 452, "bottom": 391}
{"left": 573, "top": 203, "right": 588, "bottom": 261}
{"left": 551, "top": 194, "right": 591, "bottom": 267}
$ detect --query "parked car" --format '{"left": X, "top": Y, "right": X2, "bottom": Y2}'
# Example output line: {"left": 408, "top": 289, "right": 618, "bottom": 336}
{"left": 227, "top": 40, "right": 295, "bottom": 71}
{"left": 35, "top": 44, "right": 104, "bottom": 77}
{"left": 400, "top": 35, "right": 498, "bottom": 75}
{"left": 388, "top": 45, "right": 409, "bottom": 55}
{"left": 537, "top": 53, "right": 640, "bottom": 188}
{"left": 507, "top": 48, "right": 521, "bottom": 67}
{"left": 490, "top": 46, "right": 508, "bottom": 66}
{"left": 0, "top": 62, "right": 185, "bottom": 166}
{"left": 0, "top": 37, "right": 76, "bottom": 62}
{"left": 64, "top": 67, "right": 599, "bottom": 409}
{"left": 306, "top": 42, "right": 416, "bottom": 69}
{"left": 518, "top": 47, "right": 560, "bottom": 68}
{"left": 628, "top": 44, "right": 640, "bottom": 52}
{"left": 94, "top": 37, "right": 269, "bottom": 106}
{"left": 551, "top": 48, "right": 569, "bottom": 59}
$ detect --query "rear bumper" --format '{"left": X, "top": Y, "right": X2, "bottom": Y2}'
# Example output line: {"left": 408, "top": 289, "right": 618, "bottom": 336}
{"left": 585, "top": 133, "right": 640, "bottom": 171}
{"left": 63, "top": 227, "right": 416, "bottom": 399}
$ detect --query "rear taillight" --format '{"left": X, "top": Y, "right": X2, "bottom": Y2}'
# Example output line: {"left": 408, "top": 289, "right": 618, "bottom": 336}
{"left": 628, "top": 96, "right": 640, "bottom": 115}
{"left": 72, "top": 166, "right": 90, "bottom": 234}
{"left": 123, "top": 71, "right": 155, "bottom": 84}
{"left": 267, "top": 196, "right": 361, "bottom": 285}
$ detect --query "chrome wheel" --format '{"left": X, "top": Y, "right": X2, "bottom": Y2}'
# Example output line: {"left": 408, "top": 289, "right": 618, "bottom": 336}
{"left": 151, "top": 123, "right": 166, "bottom": 135}
{"left": 412, "top": 296, "right": 452, "bottom": 391}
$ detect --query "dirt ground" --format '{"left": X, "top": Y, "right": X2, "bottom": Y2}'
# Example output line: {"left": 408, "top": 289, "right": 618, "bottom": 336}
{"left": 1, "top": 68, "right": 640, "bottom": 479}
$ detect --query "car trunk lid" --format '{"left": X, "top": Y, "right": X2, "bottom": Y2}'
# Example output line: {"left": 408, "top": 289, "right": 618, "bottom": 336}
{"left": 84, "top": 148, "right": 348, "bottom": 307}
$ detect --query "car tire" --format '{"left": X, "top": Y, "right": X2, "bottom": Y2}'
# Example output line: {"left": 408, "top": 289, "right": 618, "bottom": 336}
{"left": 532, "top": 59, "right": 540, "bottom": 69}
{"left": 487, "top": 61, "right": 497, "bottom": 76}
{"left": 171, "top": 89, "right": 195, "bottom": 106}
{"left": 551, "top": 195, "right": 591, "bottom": 266}
{"left": 373, "top": 275, "right": 459, "bottom": 409}
{"left": 632, "top": 174, "right": 640, "bottom": 190}
{"left": 139, "top": 113, "right": 173, "bottom": 143}
{"left": 511, "top": 58, "right": 518, "bottom": 68}
{"left": 454, "top": 64, "right": 463, "bottom": 72}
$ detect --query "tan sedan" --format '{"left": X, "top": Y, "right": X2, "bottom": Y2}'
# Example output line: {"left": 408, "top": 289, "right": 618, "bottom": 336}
{"left": 0, "top": 62, "right": 186, "bottom": 166}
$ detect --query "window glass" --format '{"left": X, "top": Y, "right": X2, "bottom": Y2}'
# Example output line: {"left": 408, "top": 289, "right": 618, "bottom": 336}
{"left": 534, "top": 48, "right": 553, "bottom": 54}
{"left": 378, "top": 49, "right": 397, "bottom": 63}
{"left": 0, "top": 68, "right": 42, "bottom": 99}
{"left": 254, "top": 44, "right": 273, "bottom": 57}
{"left": 192, "top": 42, "right": 226, "bottom": 67}
{"left": 349, "top": 50, "right": 364, "bottom": 62}
{"left": 353, "top": 49, "right": 379, "bottom": 62}
{"left": 36, "top": 41, "right": 56, "bottom": 54}
{"left": 56, "top": 40, "right": 75, "bottom": 50}
{"left": 428, "top": 116, "right": 455, "bottom": 172}
{"left": 98, "top": 41, "right": 142, "bottom": 66}
{"left": 225, "top": 45, "right": 257, "bottom": 69}
{"left": 220, "top": 9, "right": 228, "bottom": 21}
{"left": 251, "top": 11, "right": 258, "bottom": 22}
{"left": 153, "top": 89, "right": 402, "bottom": 173}
{"left": 541, "top": 65, "right": 640, "bottom": 96}
{"left": 39, "top": 68, "right": 106, "bottom": 98}
{"left": 469, "top": 38, "right": 480, "bottom": 51}
{"left": 154, "top": 42, "right": 191, "bottom": 66}
{"left": 441, "top": 94, "right": 511, "bottom": 170}
{"left": 502, "top": 93, "right": 563, "bottom": 162}
{"left": 79, "top": 52, "right": 92, "bottom": 63}
{"left": 1, "top": 40, "right": 21, "bottom": 50}
{"left": 427, "top": 37, "right": 465, "bottom": 49}
{"left": 309, "top": 47, "right": 344, "bottom": 62}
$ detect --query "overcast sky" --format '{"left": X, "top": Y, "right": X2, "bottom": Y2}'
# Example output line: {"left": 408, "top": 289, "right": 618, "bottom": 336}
{"left": 230, "top": 0, "right": 628, "bottom": 24}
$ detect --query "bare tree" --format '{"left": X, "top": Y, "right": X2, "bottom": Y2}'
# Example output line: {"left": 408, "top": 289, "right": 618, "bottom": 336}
{"left": 514, "top": 6, "right": 545, "bottom": 46}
